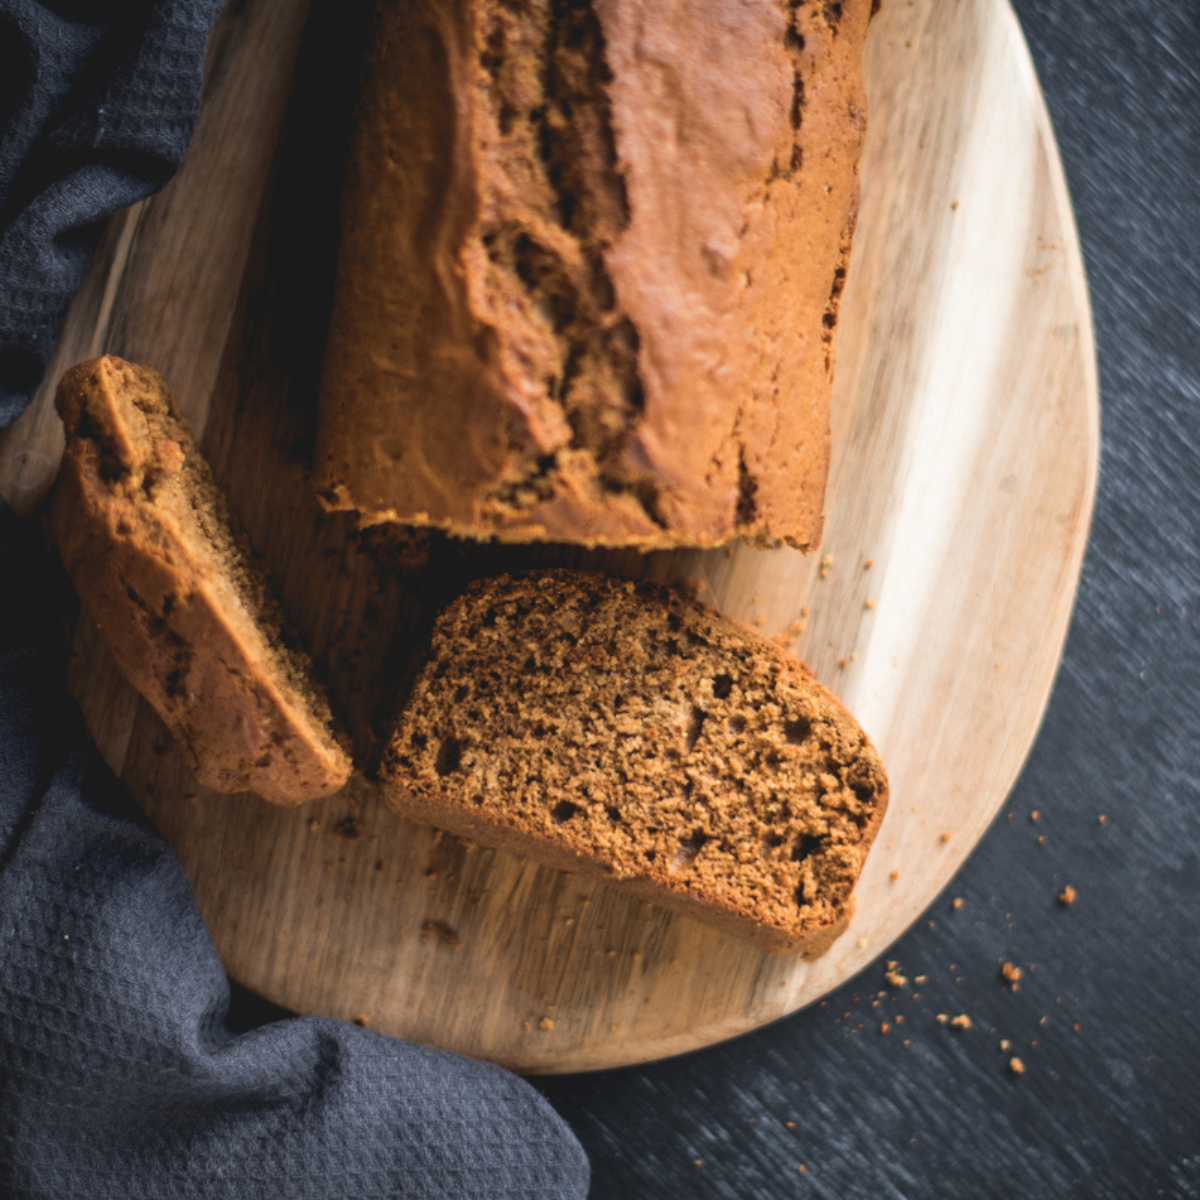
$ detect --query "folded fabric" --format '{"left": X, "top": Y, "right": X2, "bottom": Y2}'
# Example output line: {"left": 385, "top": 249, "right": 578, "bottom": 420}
{"left": 0, "top": 500, "right": 589, "bottom": 1198}
{"left": 0, "top": 1, "right": 588, "bottom": 1194}
{"left": 0, "top": 0, "right": 223, "bottom": 424}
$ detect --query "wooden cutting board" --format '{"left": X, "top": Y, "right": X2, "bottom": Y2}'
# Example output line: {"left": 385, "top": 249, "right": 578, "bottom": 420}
{"left": 0, "top": 0, "right": 1097, "bottom": 1072}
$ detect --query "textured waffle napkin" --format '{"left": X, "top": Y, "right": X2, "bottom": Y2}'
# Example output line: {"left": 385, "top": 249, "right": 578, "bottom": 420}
{"left": 0, "top": 1, "right": 589, "bottom": 1195}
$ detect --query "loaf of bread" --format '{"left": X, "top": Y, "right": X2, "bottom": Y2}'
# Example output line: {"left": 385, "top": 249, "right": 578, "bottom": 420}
{"left": 316, "top": 0, "right": 872, "bottom": 550}
{"left": 52, "top": 357, "right": 352, "bottom": 806}
{"left": 381, "top": 570, "right": 887, "bottom": 954}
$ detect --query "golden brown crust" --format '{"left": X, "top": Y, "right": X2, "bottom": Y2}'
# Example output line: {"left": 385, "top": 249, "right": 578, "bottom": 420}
{"left": 381, "top": 570, "right": 888, "bottom": 953}
{"left": 52, "top": 357, "right": 352, "bottom": 806}
{"left": 316, "top": 0, "right": 873, "bottom": 550}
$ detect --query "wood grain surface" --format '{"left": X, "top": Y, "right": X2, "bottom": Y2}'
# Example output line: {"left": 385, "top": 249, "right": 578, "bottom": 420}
{"left": 0, "top": 0, "right": 1098, "bottom": 1072}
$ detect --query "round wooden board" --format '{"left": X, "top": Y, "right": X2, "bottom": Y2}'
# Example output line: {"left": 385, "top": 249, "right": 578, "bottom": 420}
{"left": 0, "top": 0, "right": 1097, "bottom": 1072}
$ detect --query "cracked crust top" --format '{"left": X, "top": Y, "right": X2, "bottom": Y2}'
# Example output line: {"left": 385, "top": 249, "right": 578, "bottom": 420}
{"left": 315, "top": 0, "right": 872, "bottom": 549}
{"left": 51, "top": 356, "right": 352, "bottom": 807}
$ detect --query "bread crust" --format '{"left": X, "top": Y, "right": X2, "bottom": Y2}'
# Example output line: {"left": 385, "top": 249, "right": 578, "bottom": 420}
{"left": 316, "top": 0, "right": 873, "bottom": 550}
{"left": 52, "top": 357, "right": 352, "bottom": 806}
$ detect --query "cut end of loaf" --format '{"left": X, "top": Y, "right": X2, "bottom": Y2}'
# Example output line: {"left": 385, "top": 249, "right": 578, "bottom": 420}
{"left": 381, "top": 570, "right": 887, "bottom": 954}
{"left": 52, "top": 356, "right": 352, "bottom": 805}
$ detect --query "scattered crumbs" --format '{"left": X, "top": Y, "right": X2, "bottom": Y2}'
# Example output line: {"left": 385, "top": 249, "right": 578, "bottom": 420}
{"left": 863, "top": 559, "right": 874, "bottom": 569}
{"left": 1030, "top": 810, "right": 1040, "bottom": 823}
{"left": 939, "top": 831, "right": 951, "bottom": 843}
{"left": 951, "top": 1014, "right": 972, "bottom": 1031}
{"left": 422, "top": 920, "right": 462, "bottom": 949}
{"left": 798, "top": 1165, "right": 807, "bottom": 1174}
{"left": 903, "top": 1039, "right": 911, "bottom": 1047}
{"left": 951, "top": 200, "right": 960, "bottom": 210}
{"left": 953, "top": 898, "right": 964, "bottom": 910}
{"left": 1009, "top": 1056, "right": 1026, "bottom": 1076}
{"left": 819, "top": 554, "right": 834, "bottom": 579}
{"left": 353, "top": 1015, "right": 370, "bottom": 1028}
{"left": 694, "top": 1159, "right": 704, "bottom": 1168}
{"left": 1038, "top": 835, "right": 1047, "bottom": 845}
{"left": 1098, "top": 814, "right": 1108, "bottom": 824}
{"left": 999, "top": 1039, "right": 1011, "bottom": 1051}
{"left": 1039, "top": 1016, "right": 1048, "bottom": 1027}
{"left": 915, "top": 975, "right": 928, "bottom": 985}
{"left": 895, "top": 1015, "right": 905, "bottom": 1026}
{"left": 1001, "top": 962, "right": 1022, "bottom": 989}
{"left": 333, "top": 816, "right": 364, "bottom": 840}
{"left": 936, "top": 1014, "right": 949, "bottom": 1025}
{"left": 928, "top": 920, "right": 938, "bottom": 930}
{"left": 864, "top": 598, "right": 876, "bottom": 610}
{"left": 538, "top": 1017, "right": 555, "bottom": 1031}
{"left": 885, "top": 967, "right": 908, "bottom": 989}
{"left": 838, "top": 657, "right": 850, "bottom": 669}
{"left": 890, "top": 869, "right": 901, "bottom": 883}
{"left": 857, "top": 937, "right": 869, "bottom": 950}
{"left": 1058, "top": 885, "right": 1077, "bottom": 906}
{"left": 610, "top": 1024, "right": 620, "bottom": 1033}
{"left": 1073, "top": 1023, "right": 1081, "bottom": 1033}
{"left": 753, "top": 614, "right": 766, "bottom": 627}
{"left": 606, "top": 950, "right": 617, "bottom": 958}
{"left": 880, "top": 1022, "right": 891, "bottom": 1036}
{"left": 772, "top": 615, "right": 809, "bottom": 647}
{"left": 786, "top": 1121, "right": 796, "bottom": 1130}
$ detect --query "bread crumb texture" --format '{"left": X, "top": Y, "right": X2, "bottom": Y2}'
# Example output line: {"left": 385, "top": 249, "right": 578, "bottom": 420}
{"left": 51, "top": 356, "right": 351, "bottom": 805}
{"left": 382, "top": 570, "right": 887, "bottom": 954}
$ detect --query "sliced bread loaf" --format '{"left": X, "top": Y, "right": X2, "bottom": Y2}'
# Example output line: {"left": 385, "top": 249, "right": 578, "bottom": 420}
{"left": 316, "top": 0, "right": 873, "bottom": 550}
{"left": 381, "top": 570, "right": 887, "bottom": 954}
{"left": 52, "top": 356, "right": 352, "bottom": 806}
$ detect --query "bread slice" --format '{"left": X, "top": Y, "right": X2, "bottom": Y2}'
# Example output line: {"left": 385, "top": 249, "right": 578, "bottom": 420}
{"left": 381, "top": 570, "right": 887, "bottom": 954}
{"left": 51, "top": 356, "right": 351, "bottom": 806}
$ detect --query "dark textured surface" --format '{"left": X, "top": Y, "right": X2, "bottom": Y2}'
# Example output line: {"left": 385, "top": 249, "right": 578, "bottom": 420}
{"left": 534, "top": 3, "right": 1200, "bottom": 1197}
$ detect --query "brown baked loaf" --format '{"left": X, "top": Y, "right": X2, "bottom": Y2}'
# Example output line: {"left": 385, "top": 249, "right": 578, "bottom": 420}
{"left": 316, "top": 0, "right": 872, "bottom": 550}
{"left": 51, "top": 357, "right": 352, "bottom": 807}
{"left": 381, "top": 570, "right": 887, "bottom": 954}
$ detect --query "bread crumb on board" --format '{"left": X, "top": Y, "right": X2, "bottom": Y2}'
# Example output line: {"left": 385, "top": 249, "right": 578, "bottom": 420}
{"left": 421, "top": 919, "right": 462, "bottom": 948}
{"left": 1009, "top": 1056, "right": 1026, "bottom": 1076}
{"left": 950, "top": 1014, "right": 972, "bottom": 1031}
{"left": 1058, "top": 884, "right": 1077, "bottom": 906}
{"left": 1001, "top": 961, "right": 1022, "bottom": 990}
{"left": 334, "top": 816, "right": 364, "bottom": 840}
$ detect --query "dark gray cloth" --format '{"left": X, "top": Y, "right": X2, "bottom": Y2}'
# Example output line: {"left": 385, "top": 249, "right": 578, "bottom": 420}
{"left": 0, "top": 0, "right": 220, "bottom": 423}
{"left": 0, "top": 508, "right": 589, "bottom": 1199}
{"left": 0, "top": 1, "right": 589, "bottom": 1195}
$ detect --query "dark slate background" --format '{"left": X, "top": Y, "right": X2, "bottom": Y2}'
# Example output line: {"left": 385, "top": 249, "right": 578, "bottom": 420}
{"left": 525, "top": 4, "right": 1200, "bottom": 1196}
